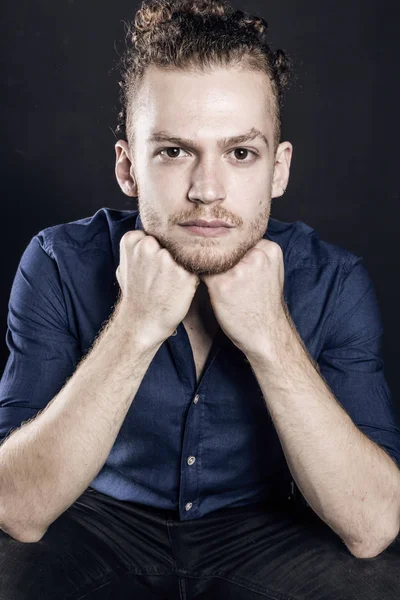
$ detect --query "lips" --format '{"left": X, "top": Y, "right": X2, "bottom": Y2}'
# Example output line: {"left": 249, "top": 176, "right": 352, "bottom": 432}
{"left": 180, "top": 219, "right": 233, "bottom": 228}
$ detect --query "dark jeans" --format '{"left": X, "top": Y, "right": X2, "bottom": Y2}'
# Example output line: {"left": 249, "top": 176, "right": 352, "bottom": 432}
{"left": 0, "top": 487, "right": 399, "bottom": 599}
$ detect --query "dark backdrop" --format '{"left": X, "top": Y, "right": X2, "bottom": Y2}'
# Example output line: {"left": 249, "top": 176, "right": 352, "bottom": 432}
{"left": 1, "top": 1, "right": 399, "bottom": 403}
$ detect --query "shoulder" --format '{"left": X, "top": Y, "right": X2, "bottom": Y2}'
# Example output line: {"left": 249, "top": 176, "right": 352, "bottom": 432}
{"left": 266, "top": 217, "right": 361, "bottom": 271}
{"left": 34, "top": 207, "right": 139, "bottom": 259}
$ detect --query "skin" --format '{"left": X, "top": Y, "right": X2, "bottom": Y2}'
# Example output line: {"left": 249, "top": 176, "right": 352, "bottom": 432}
{"left": 114, "top": 63, "right": 292, "bottom": 333}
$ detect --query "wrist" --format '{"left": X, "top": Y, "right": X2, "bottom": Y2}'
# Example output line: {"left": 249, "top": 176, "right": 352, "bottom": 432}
{"left": 246, "top": 314, "right": 296, "bottom": 367}
{"left": 111, "top": 301, "right": 164, "bottom": 355}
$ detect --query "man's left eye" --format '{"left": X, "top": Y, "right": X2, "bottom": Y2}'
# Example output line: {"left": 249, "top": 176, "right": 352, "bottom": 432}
{"left": 231, "top": 148, "right": 256, "bottom": 161}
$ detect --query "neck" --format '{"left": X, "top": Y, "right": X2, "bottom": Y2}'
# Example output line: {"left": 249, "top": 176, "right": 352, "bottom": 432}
{"left": 186, "top": 281, "right": 209, "bottom": 319}
{"left": 185, "top": 281, "right": 219, "bottom": 334}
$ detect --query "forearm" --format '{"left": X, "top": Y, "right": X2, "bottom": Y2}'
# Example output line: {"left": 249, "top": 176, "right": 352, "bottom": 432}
{"left": 247, "top": 317, "right": 400, "bottom": 557}
{"left": 0, "top": 300, "right": 161, "bottom": 543}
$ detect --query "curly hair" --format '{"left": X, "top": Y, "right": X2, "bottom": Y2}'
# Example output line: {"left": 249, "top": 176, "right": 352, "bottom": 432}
{"left": 114, "top": 0, "right": 295, "bottom": 156}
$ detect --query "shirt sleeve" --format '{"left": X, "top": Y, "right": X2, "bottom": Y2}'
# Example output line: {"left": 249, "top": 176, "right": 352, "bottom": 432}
{"left": 0, "top": 234, "right": 81, "bottom": 446}
{"left": 317, "top": 257, "right": 400, "bottom": 470}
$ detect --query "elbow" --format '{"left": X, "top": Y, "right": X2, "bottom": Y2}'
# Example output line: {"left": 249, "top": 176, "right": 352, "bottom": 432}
{"left": 17, "top": 527, "right": 48, "bottom": 544}
{"left": 0, "top": 488, "right": 49, "bottom": 543}
{"left": 0, "top": 510, "right": 48, "bottom": 543}
{"left": 0, "top": 521, "right": 48, "bottom": 543}
{"left": 346, "top": 526, "right": 400, "bottom": 559}
{"left": 347, "top": 538, "right": 393, "bottom": 559}
{"left": 346, "top": 499, "right": 400, "bottom": 559}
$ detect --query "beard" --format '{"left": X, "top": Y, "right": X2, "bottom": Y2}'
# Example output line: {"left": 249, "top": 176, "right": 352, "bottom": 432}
{"left": 136, "top": 194, "right": 272, "bottom": 277}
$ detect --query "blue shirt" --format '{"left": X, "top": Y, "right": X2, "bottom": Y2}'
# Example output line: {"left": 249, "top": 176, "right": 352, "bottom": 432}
{"left": 1, "top": 207, "right": 400, "bottom": 521}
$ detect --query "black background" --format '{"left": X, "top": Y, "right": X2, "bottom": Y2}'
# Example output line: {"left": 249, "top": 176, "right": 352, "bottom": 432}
{"left": 1, "top": 1, "right": 399, "bottom": 405}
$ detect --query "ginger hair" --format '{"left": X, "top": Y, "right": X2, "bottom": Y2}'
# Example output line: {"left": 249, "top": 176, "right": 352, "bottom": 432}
{"left": 114, "top": 0, "right": 294, "bottom": 156}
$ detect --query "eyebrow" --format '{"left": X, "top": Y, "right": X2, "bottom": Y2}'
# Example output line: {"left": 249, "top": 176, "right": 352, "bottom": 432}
{"left": 147, "top": 127, "right": 269, "bottom": 150}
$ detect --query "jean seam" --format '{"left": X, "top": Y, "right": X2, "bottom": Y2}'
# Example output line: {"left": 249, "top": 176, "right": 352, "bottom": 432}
{"left": 182, "top": 572, "right": 298, "bottom": 600}
{"left": 63, "top": 574, "right": 121, "bottom": 600}
{"left": 216, "top": 573, "right": 299, "bottom": 600}
{"left": 178, "top": 576, "right": 187, "bottom": 600}
{"left": 63, "top": 570, "right": 177, "bottom": 600}
{"left": 166, "top": 520, "right": 180, "bottom": 573}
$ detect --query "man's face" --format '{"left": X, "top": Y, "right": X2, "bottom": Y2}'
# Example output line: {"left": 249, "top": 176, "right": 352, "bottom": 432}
{"left": 116, "top": 64, "right": 292, "bottom": 276}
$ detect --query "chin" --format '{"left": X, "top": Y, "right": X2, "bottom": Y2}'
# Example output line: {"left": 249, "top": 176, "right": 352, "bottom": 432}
{"left": 173, "top": 245, "right": 250, "bottom": 277}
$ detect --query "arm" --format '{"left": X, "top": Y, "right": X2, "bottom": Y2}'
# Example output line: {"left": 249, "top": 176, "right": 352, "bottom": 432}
{"left": 248, "top": 324, "right": 400, "bottom": 558}
{"left": 247, "top": 259, "right": 400, "bottom": 559}
{"left": 0, "top": 234, "right": 161, "bottom": 543}
{"left": 0, "top": 300, "right": 160, "bottom": 543}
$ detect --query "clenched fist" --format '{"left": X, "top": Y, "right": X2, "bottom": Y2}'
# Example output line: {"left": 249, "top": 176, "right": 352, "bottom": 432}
{"left": 115, "top": 230, "right": 200, "bottom": 349}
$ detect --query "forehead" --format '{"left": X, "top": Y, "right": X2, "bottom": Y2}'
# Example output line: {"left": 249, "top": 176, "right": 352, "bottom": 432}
{"left": 134, "top": 65, "right": 275, "bottom": 134}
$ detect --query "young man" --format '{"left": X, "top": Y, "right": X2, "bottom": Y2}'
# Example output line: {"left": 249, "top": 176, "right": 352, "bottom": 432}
{"left": 0, "top": 1, "right": 399, "bottom": 598}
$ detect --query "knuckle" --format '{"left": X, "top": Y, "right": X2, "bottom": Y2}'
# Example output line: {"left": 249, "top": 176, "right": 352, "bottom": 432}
{"left": 159, "top": 247, "right": 172, "bottom": 261}
{"left": 141, "top": 235, "right": 160, "bottom": 250}
{"left": 120, "top": 230, "right": 145, "bottom": 247}
{"left": 269, "top": 241, "right": 283, "bottom": 257}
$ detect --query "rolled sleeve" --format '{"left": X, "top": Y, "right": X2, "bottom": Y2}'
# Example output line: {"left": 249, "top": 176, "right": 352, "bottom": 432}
{"left": 0, "top": 235, "right": 81, "bottom": 445}
{"left": 317, "top": 257, "right": 400, "bottom": 470}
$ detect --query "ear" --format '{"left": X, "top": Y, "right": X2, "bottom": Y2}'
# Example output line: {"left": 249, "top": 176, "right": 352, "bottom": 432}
{"left": 271, "top": 141, "right": 293, "bottom": 199}
{"left": 115, "top": 140, "right": 138, "bottom": 197}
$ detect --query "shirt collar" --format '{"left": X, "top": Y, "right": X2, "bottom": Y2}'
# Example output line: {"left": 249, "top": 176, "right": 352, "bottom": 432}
{"left": 135, "top": 211, "right": 144, "bottom": 231}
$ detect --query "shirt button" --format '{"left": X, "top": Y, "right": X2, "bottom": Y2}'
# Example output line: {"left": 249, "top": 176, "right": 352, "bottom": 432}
{"left": 187, "top": 456, "right": 196, "bottom": 465}
{"left": 171, "top": 329, "right": 178, "bottom": 336}
{"left": 193, "top": 394, "right": 199, "bottom": 404}
{"left": 185, "top": 502, "right": 193, "bottom": 511}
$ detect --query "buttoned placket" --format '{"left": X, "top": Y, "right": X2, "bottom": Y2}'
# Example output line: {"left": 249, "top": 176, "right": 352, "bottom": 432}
{"left": 168, "top": 326, "right": 223, "bottom": 516}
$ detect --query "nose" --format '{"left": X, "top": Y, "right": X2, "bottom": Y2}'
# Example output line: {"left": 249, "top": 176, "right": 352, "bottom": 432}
{"left": 187, "top": 155, "right": 228, "bottom": 205}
